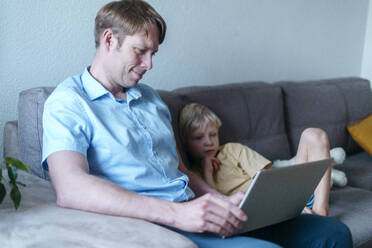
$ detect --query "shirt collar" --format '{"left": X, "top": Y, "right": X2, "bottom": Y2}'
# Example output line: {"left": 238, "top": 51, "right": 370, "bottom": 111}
{"left": 126, "top": 85, "right": 142, "bottom": 103}
{"left": 81, "top": 67, "right": 110, "bottom": 101}
{"left": 81, "top": 67, "right": 143, "bottom": 102}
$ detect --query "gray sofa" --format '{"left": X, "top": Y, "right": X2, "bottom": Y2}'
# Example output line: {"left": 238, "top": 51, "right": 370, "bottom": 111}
{"left": 2, "top": 77, "right": 372, "bottom": 247}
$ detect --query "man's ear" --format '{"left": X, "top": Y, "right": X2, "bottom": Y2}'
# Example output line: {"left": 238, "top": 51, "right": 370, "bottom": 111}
{"left": 102, "top": 29, "right": 117, "bottom": 50}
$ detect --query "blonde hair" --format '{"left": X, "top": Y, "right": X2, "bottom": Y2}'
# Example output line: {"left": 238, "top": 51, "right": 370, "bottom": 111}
{"left": 179, "top": 103, "right": 222, "bottom": 145}
{"left": 94, "top": 0, "right": 166, "bottom": 48}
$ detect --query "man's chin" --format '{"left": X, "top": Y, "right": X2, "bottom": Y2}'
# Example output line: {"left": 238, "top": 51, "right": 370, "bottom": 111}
{"left": 121, "top": 79, "right": 139, "bottom": 88}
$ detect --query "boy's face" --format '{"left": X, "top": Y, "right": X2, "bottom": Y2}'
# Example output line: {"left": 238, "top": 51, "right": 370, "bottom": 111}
{"left": 187, "top": 123, "right": 220, "bottom": 160}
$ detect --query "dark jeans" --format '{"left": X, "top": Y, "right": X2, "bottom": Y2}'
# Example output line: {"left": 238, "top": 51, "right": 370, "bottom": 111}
{"left": 168, "top": 214, "right": 352, "bottom": 248}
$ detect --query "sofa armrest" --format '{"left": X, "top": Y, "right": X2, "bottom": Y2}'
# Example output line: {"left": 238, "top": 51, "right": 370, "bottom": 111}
{"left": 3, "top": 120, "right": 19, "bottom": 159}
{"left": 0, "top": 169, "right": 197, "bottom": 248}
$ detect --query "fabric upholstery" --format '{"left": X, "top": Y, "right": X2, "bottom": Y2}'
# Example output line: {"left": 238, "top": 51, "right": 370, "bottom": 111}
{"left": 157, "top": 90, "right": 188, "bottom": 165}
{"left": 278, "top": 78, "right": 372, "bottom": 156}
{"left": 0, "top": 169, "right": 197, "bottom": 248}
{"left": 18, "top": 87, "right": 54, "bottom": 180}
{"left": 3, "top": 120, "right": 19, "bottom": 159}
{"left": 330, "top": 186, "right": 372, "bottom": 247}
{"left": 172, "top": 82, "right": 291, "bottom": 162}
{"left": 335, "top": 152, "right": 372, "bottom": 191}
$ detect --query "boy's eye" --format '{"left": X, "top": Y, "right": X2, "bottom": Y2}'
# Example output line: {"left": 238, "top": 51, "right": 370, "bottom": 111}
{"left": 210, "top": 132, "right": 217, "bottom": 137}
{"left": 193, "top": 136, "right": 203, "bottom": 141}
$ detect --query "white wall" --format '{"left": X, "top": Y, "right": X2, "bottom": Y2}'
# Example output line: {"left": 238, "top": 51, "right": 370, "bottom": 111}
{"left": 0, "top": 0, "right": 369, "bottom": 158}
{"left": 362, "top": 0, "right": 372, "bottom": 87}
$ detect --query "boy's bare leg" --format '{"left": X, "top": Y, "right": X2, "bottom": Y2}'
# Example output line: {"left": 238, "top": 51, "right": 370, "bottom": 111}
{"left": 294, "top": 128, "right": 332, "bottom": 216}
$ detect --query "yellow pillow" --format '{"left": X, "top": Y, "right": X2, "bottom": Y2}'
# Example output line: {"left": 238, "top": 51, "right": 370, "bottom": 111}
{"left": 347, "top": 114, "right": 372, "bottom": 155}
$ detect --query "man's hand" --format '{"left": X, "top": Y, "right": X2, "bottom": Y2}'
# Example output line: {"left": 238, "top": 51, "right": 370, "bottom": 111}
{"left": 223, "top": 191, "right": 245, "bottom": 205}
{"left": 171, "top": 192, "right": 247, "bottom": 237}
{"left": 176, "top": 149, "right": 247, "bottom": 236}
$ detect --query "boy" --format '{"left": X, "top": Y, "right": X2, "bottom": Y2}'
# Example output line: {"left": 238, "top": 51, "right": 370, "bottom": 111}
{"left": 179, "top": 102, "right": 331, "bottom": 216}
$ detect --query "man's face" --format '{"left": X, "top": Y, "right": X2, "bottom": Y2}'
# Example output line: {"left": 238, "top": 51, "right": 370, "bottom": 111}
{"left": 187, "top": 123, "right": 220, "bottom": 160}
{"left": 107, "top": 24, "right": 159, "bottom": 89}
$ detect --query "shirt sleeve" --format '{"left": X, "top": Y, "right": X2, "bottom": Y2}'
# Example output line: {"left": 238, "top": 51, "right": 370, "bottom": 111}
{"left": 220, "top": 143, "right": 271, "bottom": 178}
{"left": 42, "top": 90, "right": 91, "bottom": 170}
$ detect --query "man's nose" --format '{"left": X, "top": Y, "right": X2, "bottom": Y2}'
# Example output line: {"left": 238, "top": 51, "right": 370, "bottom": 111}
{"left": 141, "top": 54, "right": 153, "bottom": 70}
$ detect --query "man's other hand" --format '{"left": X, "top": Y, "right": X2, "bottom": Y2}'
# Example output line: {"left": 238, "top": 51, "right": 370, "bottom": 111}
{"left": 171, "top": 193, "right": 247, "bottom": 237}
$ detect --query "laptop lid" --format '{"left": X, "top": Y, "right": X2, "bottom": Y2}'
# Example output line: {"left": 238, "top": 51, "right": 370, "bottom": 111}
{"left": 236, "top": 158, "right": 332, "bottom": 235}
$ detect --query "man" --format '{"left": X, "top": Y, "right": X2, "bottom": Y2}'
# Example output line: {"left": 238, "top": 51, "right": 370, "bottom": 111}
{"left": 42, "top": 1, "right": 352, "bottom": 247}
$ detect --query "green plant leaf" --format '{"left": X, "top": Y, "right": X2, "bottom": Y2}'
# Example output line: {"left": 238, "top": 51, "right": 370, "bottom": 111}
{"left": 10, "top": 185, "right": 21, "bottom": 210}
{"left": 0, "top": 183, "right": 6, "bottom": 204}
{"left": 1, "top": 157, "right": 29, "bottom": 209}
{"left": 7, "top": 166, "right": 18, "bottom": 182}
{"left": 16, "top": 181, "right": 26, "bottom": 187}
{"left": 4, "top": 157, "right": 31, "bottom": 172}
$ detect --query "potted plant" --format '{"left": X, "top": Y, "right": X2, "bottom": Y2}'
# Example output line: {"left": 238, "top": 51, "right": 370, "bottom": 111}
{"left": 0, "top": 157, "right": 30, "bottom": 209}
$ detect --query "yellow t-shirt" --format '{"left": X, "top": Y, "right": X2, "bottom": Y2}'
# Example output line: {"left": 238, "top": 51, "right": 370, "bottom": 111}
{"left": 214, "top": 143, "right": 271, "bottom": 195}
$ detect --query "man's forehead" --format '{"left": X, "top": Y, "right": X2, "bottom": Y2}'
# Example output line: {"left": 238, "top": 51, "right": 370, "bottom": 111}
{"left": 126, "top": 30, "right": 159, "bottom": 49}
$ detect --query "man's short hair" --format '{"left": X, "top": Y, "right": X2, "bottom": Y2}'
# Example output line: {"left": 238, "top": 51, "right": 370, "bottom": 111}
{"left": 179, "top": 103, "right": 222, "bottom": 145}
{"left": 94, "top": 0, "right": 166, "bottom": 48}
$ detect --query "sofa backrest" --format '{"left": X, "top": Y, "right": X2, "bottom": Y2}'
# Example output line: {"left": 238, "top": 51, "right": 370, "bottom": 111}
{"left": 278, "top": 78, "right": 372, "bottom": 155}
{"left": 18, "top": 87, "right": 55, "bottom": 179}
{"left": 18, "top": 78, "right": 370, "bottom": 180}
{"left": 160, "top": 82, "right": 291, "bottom": 168}
{"left": 17, "top": 82, "right": 291, "bottom": 179}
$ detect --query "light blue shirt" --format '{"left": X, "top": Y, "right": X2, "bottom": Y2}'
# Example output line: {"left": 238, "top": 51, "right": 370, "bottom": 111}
{"left": 42, "top": 68, "right": 195, "bottom": 202}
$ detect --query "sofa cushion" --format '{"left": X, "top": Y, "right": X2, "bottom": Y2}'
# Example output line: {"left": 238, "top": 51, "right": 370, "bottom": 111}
{"left": 172, "top": 82, "right": 291, "bottom": 162}
{"left": 335, "top": 152, "right": 372, "bottom": 191}
{"left": 278, "top": 78, "right": 372, "bottom": 156}
{"left": 157, "top": 90, "right": 188, "bottom": 164}
{"left": 18, "top": 87, "right": 55, "bottom": 180}
{"left": 347, "top": 113, "right": 372, "bottom": 155}
{"left": 330, "top": 186, "right": 372, "bottom": 248}
{"left": 3, "top": 120, "right": 19, "bottom": 159}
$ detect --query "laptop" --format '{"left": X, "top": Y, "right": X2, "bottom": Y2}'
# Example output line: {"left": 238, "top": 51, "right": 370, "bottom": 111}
{"left": 235, "top": 158, "right": 332, "bottom": 235}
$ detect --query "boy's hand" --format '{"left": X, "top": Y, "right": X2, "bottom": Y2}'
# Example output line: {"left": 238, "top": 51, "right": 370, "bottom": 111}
{"left": 201, "top": 157, "right": 221, "bottom": 174}
{"left": 210, "top": 157, "right": 221, "bottom": 172}
{"left": 201, "top": 157, "right": 221, "bottom": 188}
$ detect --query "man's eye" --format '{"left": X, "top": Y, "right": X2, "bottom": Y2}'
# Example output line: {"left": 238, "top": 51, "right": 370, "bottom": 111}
{"left": 136, "top": 48, "right": 145, "bottom": 54}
